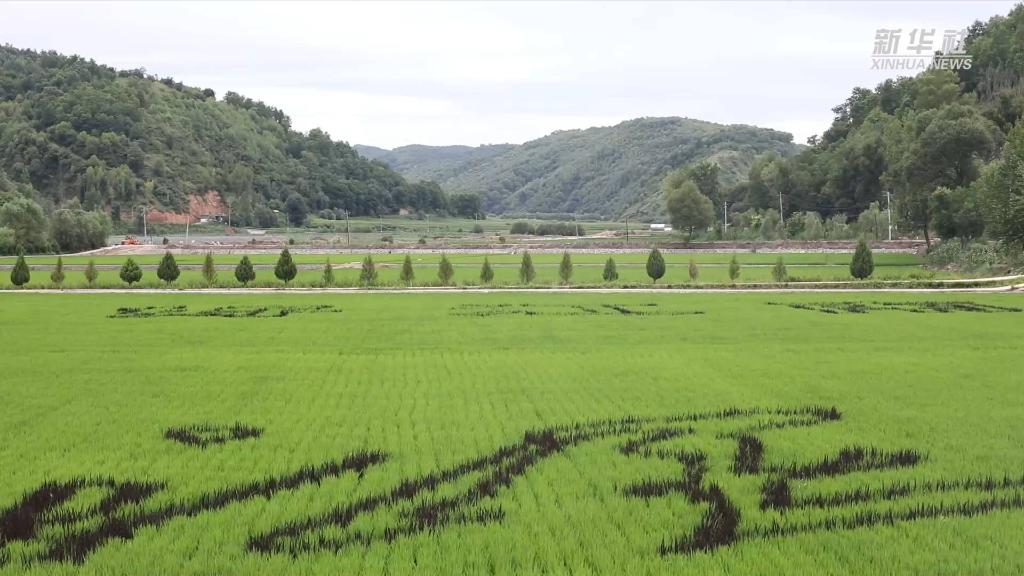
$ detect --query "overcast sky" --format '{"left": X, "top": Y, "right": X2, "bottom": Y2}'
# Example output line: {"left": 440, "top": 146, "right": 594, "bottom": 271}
{"left": 1, "top": 1, "right": 1017, "bottom": 148}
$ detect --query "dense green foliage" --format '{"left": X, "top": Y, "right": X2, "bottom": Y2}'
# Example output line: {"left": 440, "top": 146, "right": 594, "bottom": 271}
{"left": 156, "top": 251, "right": 180, "bottom": 285}
{"left": 274, "top": 249, "right": 296, "bottom": 284}
{"left": 0, "top": 44, "right": 450, "bottom": 226}
{"left": 234, "top": 256, "right": 255, "bottom": 286}
{"left": 646, "top": 248, "right": 665, "bottom": 283}
{"left": 720, "top": 6, "right": 1024, "bottom": 249}
{"left": 118, "top": 257, "right": 141, "bottom": 285}
{"left": 663, "top": 169, "right": 715, "bottom": 240}
{"left": 362, "top": 118, "right": 798, "bottom": 219}
{"left": 851, "top": 240, "right": 875, "bottom": 279}
{"left": 9, "top": 251, "right": 28, "bottom": 286}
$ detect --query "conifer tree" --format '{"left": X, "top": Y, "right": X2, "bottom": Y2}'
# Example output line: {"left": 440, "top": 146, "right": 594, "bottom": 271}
{"left": 558, "top": 251, "right": 573, "bottom": 284}
{"left": 274, "top": 248, "right": 297, "bottom": 284}
{"left": 850, "top": 239, "right": 875, "bottom": 279}
{"left": 646, "top": 248, "right": 665, "bottom": 284}
{"left": 438, "top": 254, "right": 454, "bottom": 285}
{"left": 119, "top": 258, "right": 142, "bottom": 286}
{"left": 480, "top": 256, "right": 495, "bottom": 284}
{"left": 772, "top": 256, "right": 788, "bottom": 283}
{"left": 157, "top": 251, "right": 180, "bottom": 285}
{"left": 602, "top": 257, "right": 618, "bottom": 282}
{"left": 728, "top": 255, "right": 741, "bottom": 282}
{"left": 400, "top": 254, "right": 415, "bottom": 284}
{"left": 688, "top": 259, "right": 699, "bottom": 282}
{"left": 50, "top": 255, "right": 65, "bottom": 287}
{"left": 519, "top": 251, "right": 535, "bottom": 284}
{"left": 202, "top": 252, "right": 217, "bottom": 286}
{"left": 322, "top": 258, "right": 335, "bottom": 286}
{"left": 10, "top": 251, "right": 29, "bottom": 287}
{"left": 84, "top": 260, "right": 98, "bottom": 286}
{"left": 235, "top": 256, "right": 255, "bottom": 286}
{"left": 359, "top": 255, "right": 377, "bottom": 285}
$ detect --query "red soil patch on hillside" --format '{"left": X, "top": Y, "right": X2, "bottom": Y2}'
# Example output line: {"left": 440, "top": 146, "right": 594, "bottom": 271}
{"left": 145, "top": 191, "right": 228, "bottom": 224}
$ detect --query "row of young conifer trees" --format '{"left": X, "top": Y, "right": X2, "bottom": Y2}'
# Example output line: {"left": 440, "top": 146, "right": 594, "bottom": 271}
{"left": 6, "top": 241, "right": 874, "bottom": 287}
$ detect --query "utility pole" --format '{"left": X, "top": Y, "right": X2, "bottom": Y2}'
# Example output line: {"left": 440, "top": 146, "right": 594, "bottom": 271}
{"left": 886, "top": 190, "right": 893, "bottom": 241}
{"left": 624, "top": 216, "right": 629, "bottom": 245}
{"left": 426, "top": 213, "right": 430, "bottom": 237}
{"left": 185, "top": 215, "right": 190, "bottom": 246}
{"left": 723, "top": 201, "right": 729, "bottom": 237}
{"left": 345, "top": 210, "right": 351, "bottom": 245}
{"left": 379, "top": 215, "right": 383, "bottom": 235}
{"left": 778, "top": 191, "right": 784, "bottom": 227}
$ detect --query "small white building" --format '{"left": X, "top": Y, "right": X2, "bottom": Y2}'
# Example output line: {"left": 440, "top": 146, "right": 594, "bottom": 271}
{"left": 650, "top": 223, "right": 666, "bottom": 231}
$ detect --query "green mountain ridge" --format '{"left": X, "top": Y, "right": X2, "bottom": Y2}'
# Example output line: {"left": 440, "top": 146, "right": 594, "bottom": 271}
{"left": 0, "top": 44, "right": 444, "bottom": 226}
{"left": 357, "top": 118, "right": 801, "bottom": 219}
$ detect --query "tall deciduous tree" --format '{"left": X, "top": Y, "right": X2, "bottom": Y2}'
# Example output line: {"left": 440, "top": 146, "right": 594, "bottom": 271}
{"left": 663, "top": 172, "right": 715, "bottom": 241}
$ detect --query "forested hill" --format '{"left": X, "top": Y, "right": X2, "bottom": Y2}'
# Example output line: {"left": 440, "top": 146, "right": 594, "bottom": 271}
{"left": 358, "top": 118, "right": 801, "bottom": 219}
{"left": 0, "top": 45, "right": 446, "bottom": 226}
{"left": 715, "top": 4, "right": 1024, "bottom": 248}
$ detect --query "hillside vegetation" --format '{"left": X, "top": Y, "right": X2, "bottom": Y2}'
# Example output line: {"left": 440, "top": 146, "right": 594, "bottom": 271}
{"left": 0, "top": 45, "right": 448, "bottom": 229}
{"left": 714, "top": 5, "right": 1024, "bottom": 252}
{"left": 358, "top": 118, "right": 800, "bottom": 219}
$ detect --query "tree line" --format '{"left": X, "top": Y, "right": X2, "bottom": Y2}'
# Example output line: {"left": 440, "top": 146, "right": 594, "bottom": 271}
{"left": 8, "top": 245, "right": 879, "bottom": 288}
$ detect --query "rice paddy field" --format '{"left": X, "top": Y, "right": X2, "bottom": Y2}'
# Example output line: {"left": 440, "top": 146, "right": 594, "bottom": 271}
{"left": 0, "top": 252, "right": 958, "bottom": 288}
{"left": 2, "top": 290, "right": 1024, "bottom": 575}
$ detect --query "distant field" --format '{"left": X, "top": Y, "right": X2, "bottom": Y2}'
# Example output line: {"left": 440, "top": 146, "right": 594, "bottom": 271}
{"left": 1, "top": 291, "right": 1023, "bottom": 574}
{"left": 0, "top": 252, "right": 953, "bottom": 288}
